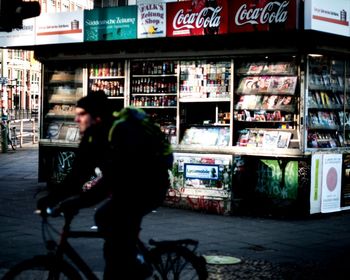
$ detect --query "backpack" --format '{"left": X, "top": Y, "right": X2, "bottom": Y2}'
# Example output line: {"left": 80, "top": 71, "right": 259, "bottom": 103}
{"left": 107, "top": 107, "right": 173, "bottom": 212}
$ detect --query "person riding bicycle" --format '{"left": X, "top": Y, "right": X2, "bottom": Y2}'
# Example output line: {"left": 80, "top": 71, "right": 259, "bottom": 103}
{"left": 37, "top": 90, "right": 173, "bottom": 279}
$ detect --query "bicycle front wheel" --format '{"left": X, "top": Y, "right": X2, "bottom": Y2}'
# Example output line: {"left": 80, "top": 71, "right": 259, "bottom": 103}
{"left": 2, "top": 255, "right": 82, "bottom": 280}
{"left": 149, "top": 246, "right": 208, "bottom": 280}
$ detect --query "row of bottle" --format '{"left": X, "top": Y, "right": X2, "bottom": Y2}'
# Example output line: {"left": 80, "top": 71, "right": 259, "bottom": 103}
{"left": 131, "top": 77, "right": 177, "bottom": 93}
{"left": 131, "top": 96, "right": 177, "bottom": 107}
{"left": 89, "top": 62, "right": 124, "bottom": 77}
{"left": 90, "top": 79, "right": 124, "bottom": 97}
{"left": 132, "top": 61, "right": 177, "bottom": 75}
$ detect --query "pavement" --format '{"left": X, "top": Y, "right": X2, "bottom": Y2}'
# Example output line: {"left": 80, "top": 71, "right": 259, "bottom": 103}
{"left": 1, "top": 144, "right": 350, "bottom": 279}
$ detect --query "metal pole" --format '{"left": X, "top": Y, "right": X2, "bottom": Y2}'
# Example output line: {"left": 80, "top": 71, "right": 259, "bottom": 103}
{"left": 0, "top": 49, "right": 8, "bottom": 153}
{"left": 1, "top": 111, "right": 8, "bottom": 153}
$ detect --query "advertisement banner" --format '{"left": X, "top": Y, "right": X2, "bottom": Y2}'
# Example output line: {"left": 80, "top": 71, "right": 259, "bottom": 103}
{"left": 166, "top": 153, "right": 232, "bottom": 215}
{"left": 304, "top": 0, "right": 350, "bottom": 37}
{"left": 35, "top": 11, "right": 84, "bottom": 45}
{"left": 166, "top": 0, "right": 228, "bottom": 37}
{"left": 342, "top": 155, "right": 350, "bottom": 209}
{"left": 137, "top": 0, "right": 166, "bottom": 38}
{"left": 84, "top": 6, "right": 137, "bottom": 41}
{"left": 321, "top": 154, "right": 342, "bottom": 213}
{"left": 310, "top": 153, "right": 322, "bottom": 214}
{"left": 185, "top": 163, "right": 219, "bottom": 180}
{"left": 228, "top": 0, "right": 297, "bottom": 33}
{"left": 0, "top": 19, "right": 35, "bottom": 47}
{"left": 256, "top": 159, "right": 298, "bottom": 200}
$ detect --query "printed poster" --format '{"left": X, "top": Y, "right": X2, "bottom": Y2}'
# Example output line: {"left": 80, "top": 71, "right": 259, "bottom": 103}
{"left": 304, "top": 0, "right": 350, "bottom": 37}
{"left": 342, "top": 154, "right": 350, "bottom": 209}
{"left": 137, "top": 0, "right": 166, "bottom": 38}
{"left": 36, "top": 11, "right": 84, "bottom": 45}
{"left": 321, "top": 154, "right": 342, "bottom": 213}
{"left": 84, "top": 6, "right": 137, "bottom": 41}
{"left": 310, "top": 153, "right": 322, "bottom": 214}
{"left": 0, "top": 18, "right": 35, "bottom": 47}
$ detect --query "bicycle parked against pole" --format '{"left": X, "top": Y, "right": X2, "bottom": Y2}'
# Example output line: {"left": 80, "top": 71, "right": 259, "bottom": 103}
{"left": 1, "top": 207, "right": 208, "bottom": 280}
{"left": 1, "top": 120, "right": 18, "bottom": 151}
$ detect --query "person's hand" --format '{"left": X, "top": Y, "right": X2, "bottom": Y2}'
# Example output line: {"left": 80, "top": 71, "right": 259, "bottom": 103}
{"left": 82, "top": 175, "right": 102, "bottom": 192}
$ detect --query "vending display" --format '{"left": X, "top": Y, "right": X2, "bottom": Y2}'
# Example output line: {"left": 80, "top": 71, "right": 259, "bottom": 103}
{"left": 130, "top": 60, "right": 178, "bottom": 144}
{"left": 306, "top": 56, "right": 348, "bottom": 149}
{"left": 179, "top": 59, "right": 232, "bottom": 146}
{"left": 233, "top": 58, "right": 299, "bottom": 149}
{"left": 42, "top": 65, "right": 84, "bottom": 144}
{"left": 88, "top": 61, "right": 126, "bottom": 111}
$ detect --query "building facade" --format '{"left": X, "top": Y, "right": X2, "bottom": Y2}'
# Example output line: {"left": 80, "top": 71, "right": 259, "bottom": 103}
{"left": 1, "top": 0, "right": 94, "bottom": 118}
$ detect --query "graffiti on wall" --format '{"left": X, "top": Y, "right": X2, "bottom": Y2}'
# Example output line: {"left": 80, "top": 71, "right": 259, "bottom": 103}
{"left": 165, "top": 153, "right": 232, "bottom": 214}
{"left": 51, "top": 151, "right": 76, "bottom": 183}
{"left": 256, "top": 159, "right": 298, "bottom": 199}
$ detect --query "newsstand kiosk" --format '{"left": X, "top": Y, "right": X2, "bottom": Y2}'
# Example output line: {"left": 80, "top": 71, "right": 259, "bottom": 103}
{"left": 2, "top": 0, "right": 349, "bottom": 216}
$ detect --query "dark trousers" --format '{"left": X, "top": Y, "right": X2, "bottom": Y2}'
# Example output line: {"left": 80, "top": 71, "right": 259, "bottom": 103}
{"left": 95, "top": 199, "right": 145, "bottom": 280}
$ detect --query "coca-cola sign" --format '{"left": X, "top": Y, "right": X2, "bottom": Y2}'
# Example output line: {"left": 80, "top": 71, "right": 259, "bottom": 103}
{"left": 167, "top": 0, "right": 228, "bottom": 37}
{"left": 229, "top": 0, "right": 297, "bottom": 32}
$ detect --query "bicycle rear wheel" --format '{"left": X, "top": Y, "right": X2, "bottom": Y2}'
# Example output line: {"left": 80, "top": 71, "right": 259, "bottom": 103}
{"left": 149, "top": 246, "right": 208, "bottom": 280}
{"left": 8, "top": 128, "right": 16, "bottom": 150}
{"left": 2, "top": 255, "right": 82, "bottom": 280}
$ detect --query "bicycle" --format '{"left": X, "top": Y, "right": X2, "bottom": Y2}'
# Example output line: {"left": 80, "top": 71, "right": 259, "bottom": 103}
{"left": 0, "top": 121, "right": 17, "bottom": 150}
{"left": 8, "top": 125, "right": 18, "bottom": 150}
{"left": 1, "top": 207, "right": 208, "bottom": 280}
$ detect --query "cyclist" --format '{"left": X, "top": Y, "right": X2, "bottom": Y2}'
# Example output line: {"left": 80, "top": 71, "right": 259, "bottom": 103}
{"left": 37, "top": 90, "right": 173, "bottom": 279}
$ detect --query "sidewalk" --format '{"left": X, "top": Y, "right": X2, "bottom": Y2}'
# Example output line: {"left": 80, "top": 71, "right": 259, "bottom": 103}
{"left": 1, "top": 144, "right": 350, "bottom": 279}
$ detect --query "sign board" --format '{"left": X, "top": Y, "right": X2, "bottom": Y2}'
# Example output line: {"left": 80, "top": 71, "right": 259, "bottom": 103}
{"left": 184, "top": 163, "right": 220, "bottom": 180}
{"left": 228, "top": 0, "right": 297, "bottom": 33}
{"left": 137, "top": 0, "right": 166, "bottom": 38}
{"left": 35, "top": 11, "right": 84, "bottom": 45}
{"left": 321, "top": 154, "right": 342, "bottom": 213}
{"left": 305, "top": 0, "right": 350, "bottom": 37}
{"left": 84, "top": 6, "right": 137, "bottom": 41}
{"left": 311, "top": 153, "right": 343, "bottom": 214}
{"left": 166, "top": 0, "right": 228, "bottom": 37}
{"left": 0, "top": 18, "right": 35, "bottom": 47}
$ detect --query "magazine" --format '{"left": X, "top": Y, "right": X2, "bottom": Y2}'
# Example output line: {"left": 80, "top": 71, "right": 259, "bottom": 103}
{"left": 262, "top": 131, "right": 279, "bottom": 148}
{"left": 276, "top": 131, "right": 292, "bottom": 148}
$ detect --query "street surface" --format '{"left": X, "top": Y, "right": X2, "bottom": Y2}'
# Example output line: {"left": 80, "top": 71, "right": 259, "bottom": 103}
{"left": 0, "top": 144, "right": 350, "bottom": 279}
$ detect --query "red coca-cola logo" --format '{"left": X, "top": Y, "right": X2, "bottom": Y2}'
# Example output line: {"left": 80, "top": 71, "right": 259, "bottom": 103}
{"left": 235, "top": 1, "right": 289, "bottom": 26}
{"left": 172, "top": 6, "right": 223, "bottom": 31}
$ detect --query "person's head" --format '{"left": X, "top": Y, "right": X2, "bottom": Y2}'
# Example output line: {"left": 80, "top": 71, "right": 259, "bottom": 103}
{"left": 75, "top": 91, "right": 110, "bottom": 135}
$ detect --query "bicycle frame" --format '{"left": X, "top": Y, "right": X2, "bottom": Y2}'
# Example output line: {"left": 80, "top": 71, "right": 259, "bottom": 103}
{"left": 3, "top": 211, "right": 208, "bottom": 280}
{"left": 44, "top": 214, "right": 103, "bottom": 280}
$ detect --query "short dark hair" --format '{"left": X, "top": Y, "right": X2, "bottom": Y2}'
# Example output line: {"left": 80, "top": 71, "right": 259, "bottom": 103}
{"left": 76, "top": 91, "right": 111, "bottom": 120}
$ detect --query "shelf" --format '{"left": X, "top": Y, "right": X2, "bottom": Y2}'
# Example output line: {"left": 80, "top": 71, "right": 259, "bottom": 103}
{"left": 132, "top": 93, "right": 177, "bottom": 96}
{"left": 90, "top": 76, "right": 125, "bottom": 79}
{"left": 307, "top": 106, "right": 343, "bottom": 110}
{"left": 183, "top": 123, "right": 230, "bottom": 127}
{"left": 307, "top": 126, "right": 340, "bottom": 130}
{"left": 236, "top": 120, "right": 294, "bottom": 124}
{"left": 172, "top": 144, "right": 304, "bottom": 158}
{"left": 179, "top": 97, "right": 230, "bottom": 103}
{"left": 45, "top": 114, "right": 75, "bottom": 119}
{"left": 132, "top": 74, "right": 177, "bottom": 78}
{"left": 135, "top": 106, "right": 177, "bottom": 109}
{"left": 108, "top": 96, "right": 124, "bottom": 100}
{"left": 235, "top": 107, "right": 295, "bottom": 113}
{"left": 39, "top": 139, "right": 79, "bottom": 148}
